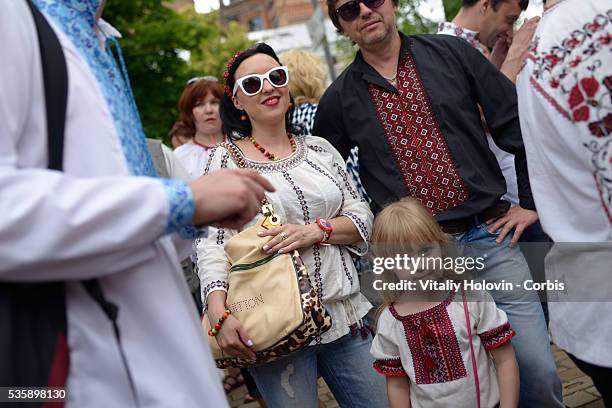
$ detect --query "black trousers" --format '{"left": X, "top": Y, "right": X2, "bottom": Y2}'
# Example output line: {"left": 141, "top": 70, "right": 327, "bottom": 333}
{"left": 568, "top": 353, "right": 612, "bottom": 407}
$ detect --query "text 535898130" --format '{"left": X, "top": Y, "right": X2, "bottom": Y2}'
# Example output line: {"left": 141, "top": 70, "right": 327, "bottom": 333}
{"left": 1, "top": 387, "right": 65, "bottom": 403}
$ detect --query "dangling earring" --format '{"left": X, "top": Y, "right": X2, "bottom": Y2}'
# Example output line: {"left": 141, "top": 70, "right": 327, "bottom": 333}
{"left": 240, "top": 111, "right": 247, "bottom": 121}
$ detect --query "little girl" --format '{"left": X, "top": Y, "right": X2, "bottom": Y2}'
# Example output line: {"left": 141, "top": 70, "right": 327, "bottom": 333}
{"left": 370, "top": 198, "right": 519, "bottom": 408}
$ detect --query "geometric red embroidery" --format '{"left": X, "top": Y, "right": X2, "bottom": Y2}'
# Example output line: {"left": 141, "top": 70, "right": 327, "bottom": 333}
{"left": 479, "top": 322, "right": 516, "bottom": 351}
{"left": 390, "top": 298, "right": 467, "bottom": 384}
{"left": 373, "top": 358, "right": 408, "bottom": 377}
{"left": 368, "top": 47, "right": 468, "bottom": 216}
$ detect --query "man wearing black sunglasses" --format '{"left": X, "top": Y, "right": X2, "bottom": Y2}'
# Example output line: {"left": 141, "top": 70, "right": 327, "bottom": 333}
{"left": 313, "top": 0, "right": 563, "bottom": 406}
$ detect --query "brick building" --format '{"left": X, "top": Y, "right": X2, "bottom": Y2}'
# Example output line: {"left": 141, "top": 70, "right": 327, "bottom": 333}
{"left": 220, "top": 0, "right": 316, "bottom": 31}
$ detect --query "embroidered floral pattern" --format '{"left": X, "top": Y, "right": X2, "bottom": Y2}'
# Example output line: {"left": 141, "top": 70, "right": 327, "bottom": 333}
{"left": 373, "top": 358, "right": 407, "bottom": 377}
{"left": 479, "top": 322, "right": 516, "bottom": 351}
{"left": 437, "top": 22, "right": 485, "bottom": 54}
{"left": 368, "top": 48, "right": 469, "bottom": 216}
{"left": 389, "top": 297, "right": 467, "bottom": 384}
{"left": 527, "top": 9, "right": 612, "bottom": 222}
{"left": 528, "top": 12, "right": 611, "bottom": 129}
{"left": 569, "top": 77, "right": 604, "bottom": 122}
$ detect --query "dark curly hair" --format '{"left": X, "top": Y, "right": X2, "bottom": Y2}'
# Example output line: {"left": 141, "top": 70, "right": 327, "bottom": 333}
{"left": 220, "top": 43, "right": 296, "bottom": 140}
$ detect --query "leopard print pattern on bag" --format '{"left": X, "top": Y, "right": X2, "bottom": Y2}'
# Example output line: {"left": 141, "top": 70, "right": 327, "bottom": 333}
{"left": 215, "top": 251, "right": 332, "bottom": 369}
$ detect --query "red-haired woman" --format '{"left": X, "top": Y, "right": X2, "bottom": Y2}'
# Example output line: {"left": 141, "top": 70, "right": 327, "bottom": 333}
{"left": 173, "top": 77, "right": 226, "bottom": 178}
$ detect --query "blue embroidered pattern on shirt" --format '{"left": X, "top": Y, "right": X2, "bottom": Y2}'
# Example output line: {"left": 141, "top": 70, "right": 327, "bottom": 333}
{"left": 34, "top": 0, "right": 202, "bottom": 237}
{"left": 161, "top": 180, "right": 200, "bottom": 239}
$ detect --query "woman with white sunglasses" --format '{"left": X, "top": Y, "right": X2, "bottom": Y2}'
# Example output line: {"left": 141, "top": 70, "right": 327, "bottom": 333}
{"left": 197, "top": 43, "right": 387, "bottom": 407}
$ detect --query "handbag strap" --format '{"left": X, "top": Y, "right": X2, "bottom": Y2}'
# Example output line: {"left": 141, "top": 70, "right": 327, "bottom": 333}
{"left": 462, "top": 289, "right": 481, "bottom": 408}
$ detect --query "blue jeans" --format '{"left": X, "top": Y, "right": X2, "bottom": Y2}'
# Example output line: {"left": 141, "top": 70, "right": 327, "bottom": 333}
{"left": 249, "top": 332, "right": 388, "bottom": 408}
{"left": 455, "top": 223, "right": 563, "bottom": 408}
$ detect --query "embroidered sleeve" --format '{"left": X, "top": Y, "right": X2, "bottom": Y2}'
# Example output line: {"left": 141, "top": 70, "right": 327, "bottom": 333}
{"left": 474, "top": 291, "right": 516, "bottom": 351}
{"left": 194, "top": 148, "right": 238, "bottom": 308}
{"left": 307, "top": 138, "right": 373, "bottom": 255}
{"left": 370, "top": 310, "right": 407, "bottom": 377}
{"left": 319, "top": 139, "right": 373, "bottom": 256}
{"left": 196, "top": 226, "right": 236, "bottom": 310}
{"left": 479, "top": 322, "right": 516, "bottom": 351}
{"left": 373, "top": 358, "right": 407, "bottom": 377}
{"left": 341, "top": 211, "right": 370, "bottom": 256}
{"left": 161, "top": 179, "right": 207, "bottom": 239}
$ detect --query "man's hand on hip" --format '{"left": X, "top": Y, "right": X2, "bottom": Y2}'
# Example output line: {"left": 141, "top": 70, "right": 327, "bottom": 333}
{"left": 487, "top": 206, "right": 539, "bottom": 246}
{"left": 189, "top": 169, "right": 275, "bottom": 229}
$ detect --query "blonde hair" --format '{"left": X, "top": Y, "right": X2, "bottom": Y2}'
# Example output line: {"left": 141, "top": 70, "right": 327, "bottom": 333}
{"left": 372, "top": 198, "right": 457, "bottom": 307}
{"left": 279, "top": 49, "right": 327, "bottom": 105}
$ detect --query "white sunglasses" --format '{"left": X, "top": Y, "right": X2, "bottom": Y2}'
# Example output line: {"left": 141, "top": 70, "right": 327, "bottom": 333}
{"left": 232, "top": 66, "right": 289, "bottom": 96}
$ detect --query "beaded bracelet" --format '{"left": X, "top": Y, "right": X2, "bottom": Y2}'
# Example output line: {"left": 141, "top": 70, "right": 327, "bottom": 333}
{"left": 208, "top": 310, "right": 231, "bottom": 337}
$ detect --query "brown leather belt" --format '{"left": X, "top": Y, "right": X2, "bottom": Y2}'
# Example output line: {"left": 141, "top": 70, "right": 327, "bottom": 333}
{"left": 438, "top": 200, "right": 511, "bottom": 235}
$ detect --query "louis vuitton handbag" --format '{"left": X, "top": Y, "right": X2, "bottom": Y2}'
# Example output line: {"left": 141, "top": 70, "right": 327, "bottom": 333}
{"left": 203, "top": 203, "right": 332, "bottom": 368}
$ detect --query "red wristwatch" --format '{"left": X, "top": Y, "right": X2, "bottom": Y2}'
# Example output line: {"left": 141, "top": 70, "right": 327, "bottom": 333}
{"left": 315, "top": 217, "right": 333, "bottom": 243}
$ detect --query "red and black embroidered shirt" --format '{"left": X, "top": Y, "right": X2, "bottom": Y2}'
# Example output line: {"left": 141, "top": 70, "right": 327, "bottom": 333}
{"left": 314, "top": 32, "right": 535, "bottom": 219}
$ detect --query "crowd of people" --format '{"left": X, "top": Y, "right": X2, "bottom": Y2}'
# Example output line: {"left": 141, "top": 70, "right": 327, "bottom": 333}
{"left": 1, "top": 0, "right": 610, "bottom": 407}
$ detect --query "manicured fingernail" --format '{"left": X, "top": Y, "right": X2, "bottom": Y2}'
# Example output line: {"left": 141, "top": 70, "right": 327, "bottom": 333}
{"left": 247, "top": 339, "right": 254, "bottom": 347}
{"left": 262, "top": 245, "right": 268, "bottom": 251}
{"left": 278, "top": 248, "right": 284, "bottom": 253}
{"left": 257, "top": 231, "right": 263, "bottom": 236}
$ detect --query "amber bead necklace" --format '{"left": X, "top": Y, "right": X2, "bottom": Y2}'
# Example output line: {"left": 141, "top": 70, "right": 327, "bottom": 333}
{"left": 248, "top": 133, "right": 297, "bottom": 161}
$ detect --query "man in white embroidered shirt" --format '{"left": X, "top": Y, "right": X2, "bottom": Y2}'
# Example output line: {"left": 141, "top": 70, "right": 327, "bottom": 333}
{"left": 439, "top": 0, "right": 539, "bottom": 82}
{"left": 517, "top": 0, "right": 612, "bottom": 404}
{"left": 0, "top": 1, "right": 274, "bottom": 406}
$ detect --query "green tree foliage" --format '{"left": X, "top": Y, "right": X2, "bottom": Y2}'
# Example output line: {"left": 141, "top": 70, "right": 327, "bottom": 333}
{"left": 103, "top": 2, "right": 252, "bottom": 143}
{"left": 185, "top": 11, "right": 254, "bottom": 80}
{"left": 443, "top": 0, "right": 462, "bottom": 21}
{"left": 396, "top": 0, "right": 463, "bottom": 34}
{"left": 397, "top": 0, "right": 438, "bottom": 34}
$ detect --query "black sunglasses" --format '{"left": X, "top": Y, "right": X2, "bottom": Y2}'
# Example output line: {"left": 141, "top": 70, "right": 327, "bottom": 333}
{"left": 335, "top": 0, "right": 385, "bottom": 22}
